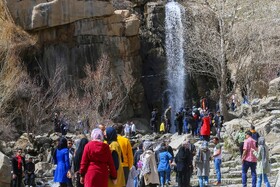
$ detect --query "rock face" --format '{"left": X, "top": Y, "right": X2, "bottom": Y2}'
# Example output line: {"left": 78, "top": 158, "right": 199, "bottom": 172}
{"left": 6, "top": 1, "right": 145, "bottom": 121}
{"left": 0, "top": 152, "right": 11, "bottom": 187}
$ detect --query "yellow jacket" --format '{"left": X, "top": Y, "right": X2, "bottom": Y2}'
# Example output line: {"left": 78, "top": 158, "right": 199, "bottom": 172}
{"left": 117, "top": 135, "right": 134, "bottom": 168}
{"left": 108, "top": 141, "right": 125, "bottom": 187}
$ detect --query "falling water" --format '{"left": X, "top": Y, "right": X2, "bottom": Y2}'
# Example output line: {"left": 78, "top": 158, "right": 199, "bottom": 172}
{"left": 165, "top": 1, "right": 185, "bottom": 131}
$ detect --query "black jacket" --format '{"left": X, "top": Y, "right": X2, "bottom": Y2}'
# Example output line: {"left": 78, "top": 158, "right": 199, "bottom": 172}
{"left": 175, "top": 147, "right": 192, "bottom": 172}
{"left": 134, "top": 149, "right": 143, "bottom": 169}
{"left": 25, "top": 162, "right": 35, "bottom": 174}
{"left": 12, "top": 156, "right": 26, "bottom": 175}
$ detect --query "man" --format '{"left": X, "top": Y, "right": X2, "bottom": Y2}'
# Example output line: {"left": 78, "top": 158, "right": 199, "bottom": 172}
{"left": 114, "top": 124, "right": 134, "bottom": 184}
{"left": 150, "top": 108, "right": 158, "bottom": 133}
{"left": 131, "top": 121, "right": 136, "bottom": 137}
{"left": 24, "top": 157, "right": 35, "bottom": 187}
{"left": 212, "top": 137, "right": 222, "bottom": 185}
{"left": 164, "top": 106, "right": 172, "bottom": 133}
{"left": 250, "top": 126, "right": 260, "bottom": 146}
{"left": 214, "top": 111, "right": 224, "bottom": 139}
{"left": 52, "top": 112, "right": 61, "bottom": 133}
{"left": 98, "top": 123, "right": 106, "bottom": 135}
{"left": 67, "top": 139, "right": 74, "bottom": 187}
{"left": 12, "top": 148, "right": 26, "bottom": 187}
{"left": 242, "top": 131, "right": 257, "bottom": 187}
{"left": 235, "top": 127, "right": 246, "bottom": 157}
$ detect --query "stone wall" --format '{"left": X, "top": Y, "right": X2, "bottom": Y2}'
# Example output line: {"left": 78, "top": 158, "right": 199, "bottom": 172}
{"left": 5, "top": 0, "right": 146, "bottom": 121}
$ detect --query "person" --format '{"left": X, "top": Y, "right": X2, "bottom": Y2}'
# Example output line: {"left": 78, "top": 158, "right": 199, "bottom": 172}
{"left": 127, "top": 165, "right": 139, "bottom": 187}
{"left": 250, "top": 126, "right": 260, "bottom": 146}
{"left": 53, "top": 137, "right": 71, "bottom": 187}
{"left": 157, "top": 145, "right": 173, "bottom": 187}
{"left": 131, "top": 121, "right": 136, "bottom": 137}
{"left": 150, "top": 108, "right": 158, "bottom": 133}
{"left": 124, "top": 122, "right": 131, "bottom": 138}
{"left": 175, "top": 141, "right": 193, "bottom": 187}
{"left": 175, "top": 112, "right": 183, "bottom": 135}
{"left": 133, "top": 142, "right": 144, "bottom": 187}
{"left": 195, "top": 141, "right": 211, "bottom": 187}
{"left": 139, "top": 141, "right": 159, "bottom": 187}
{"left": 164, "top": 140, "right": 173, "bottom": 184}
{"left": 24, "top": 157, "right": 35, "bottom": 187}
{"left": 200, "top": 111, "right": 211, "bottom": 142}
{"left": 73, "top": 138, "right": 88, "bottom": 187}
{"left": 159, "top": 121, "right": 165, "bottom": 134}
{"left": 164, "top": 106, "right": 172, "bottom": 133}
{"left": 242, "top": 131, "right": 257, "bottom": 187}
{"left": 12, "top": 148, "right": 26, "bottom": 187}
{"left": 79, "top": 128, "right": 117, "bottom": 187}
{"left": 235, "top": 127, "right": 246, "bottom": 157}
{"left": 212, "top": 137, "right": 222, "bottom": 185}
{"left": 52, "top": 112, "right": 61, "bottom": 133}
{"left": 201, "top": 97, "right": 208, "bottom": 111}
{"left": 214, "top": 111, "right": 224, "bottom": 139}
{"left": 252, "top": 137, "right": 271, "bottom": 187}
{"left": 114, "top": 124, "right": 134, "bottom": 185}
{"left": 67, "top": 139, "right": 75, "bottom": 187}
{"left": 98, "top": 124, "right": 106, "bottom": 135}
{"left": 105, "top": 127, "right": 126, "bottom": 187}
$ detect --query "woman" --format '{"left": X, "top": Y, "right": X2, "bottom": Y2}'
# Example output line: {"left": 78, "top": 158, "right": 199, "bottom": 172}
{"left": 105, "top": 127, "right": 126, "bottom": 187}
{"left": 200, "top": 112, "right": 211, "bottom": 142}
{"left": 175, "top": 141, "right": 193, "bottom": 187}
{"left": 74, "top": 138, "right": 88, "bottom": 187}
{"left": 53, "top": 137, "right": 71, "bottom": 187}
{"left": 157, "top": 145, "right": 172, "bottom": 187}
{"left": 139, "top": 141, "right": 159, "bottom": 187}
{"left": 253, "top": 137, "right": 271, "bottom": 187}
{"left": 80, "top": 128, "right": 117, "bottom": 187}
{"left": 195, "top": 141, "right": 211, "bottom": 187}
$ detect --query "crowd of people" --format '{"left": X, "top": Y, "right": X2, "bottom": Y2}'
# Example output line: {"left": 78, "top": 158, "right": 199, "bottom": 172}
{"left": 10, "top": 106, "right": 271, "bottom": 187}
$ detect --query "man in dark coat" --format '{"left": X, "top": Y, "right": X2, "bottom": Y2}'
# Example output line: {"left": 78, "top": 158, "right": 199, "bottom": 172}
{"left": 24, "top": 157, "right": 35, "bottom": 186}
{"left": 12, "top": 148, "right": 26, "bottom": 187}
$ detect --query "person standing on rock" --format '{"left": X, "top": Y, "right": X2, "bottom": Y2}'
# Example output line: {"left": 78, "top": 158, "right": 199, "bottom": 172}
{"left": 131, "top": 121, "right": 136, "bottom": 137}
{"left": 242, "top": 131, "right": 257, "bottom": 187}
{"left": 235, "top": 127, "right": 246, "bottom": 157}
{"left": 164, "top": 106, "right": 172, "bottom": 133}
{"left": 12, "top": 148, "right": 26, "bottom": 187}
{"left": 24, "top": 157, "right": 35, "bottom": 187}
{"left": 214, "top": 111, "right": 224, "bottom": 139}
{"left": 175, "top": 141, "right": 193, "bottom": 187}
{"left": 195, "top": 141, "right": 211, "bottom": 187}
{"left": 52, "top": 112, "right": 61, "bottom": 133}
{"left": 200, "top": 111, "right": 211, "bottom": 142}
{"left": 252, "top": 137, "right": 271, "bottom": 187}
{"left": 212, "top": 137, "right": 222, "bottom": 185}
{"left": 150, "top": 108, "right": 159, "bottom": 133}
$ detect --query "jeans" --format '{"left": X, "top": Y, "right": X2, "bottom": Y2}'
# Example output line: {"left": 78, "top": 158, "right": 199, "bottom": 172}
{"left": 198, "top": 176, "right": 209, "bottom": 187}
{"left": 158, "top": 171, "right": 165, "bottom": 186}
{"left": 166, "top": 170, "right": 171, "bottom": 183}
{"left": 214, "top": 158, "right": 222, "bottom": 182}
{"left": 242, "top": 161, "right": 257, "bottom": 187}
{"left": 134, "top": 176, "right": 138, "bottom": 187}
{"left": 257, "top": 174, "right": 271, "bottom": 187}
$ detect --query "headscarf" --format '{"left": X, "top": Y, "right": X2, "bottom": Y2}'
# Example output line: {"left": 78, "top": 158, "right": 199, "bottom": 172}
{"left": 74, "top": 138, "right": 88, "bottom": 172}
{"left": 105, "top": 127, "right": 117, "bottom": 144}
{"left": 258, "top": 137, "right": 268, "bottom": 169}
{"left": 143, "top": 141, "right": 154, "bottom": 151}
{"left": 196, "top": 141, "right": 209, "bottom": 163}
{"left": 91, "top": 128, "right": 104, "bottom": 141}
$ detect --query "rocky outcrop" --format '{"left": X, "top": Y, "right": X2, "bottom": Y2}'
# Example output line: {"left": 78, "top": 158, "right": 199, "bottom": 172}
{"left": 5, "top": 1, "right": 145, "bottom": 121}
{"left": 0, "top": 152, "right": 11, "bottom": 187}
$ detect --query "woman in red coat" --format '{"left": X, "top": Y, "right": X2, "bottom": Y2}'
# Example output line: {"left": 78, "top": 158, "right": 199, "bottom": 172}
{"left": 200, "top": 112, "right": 211, "bottom": 142}
{"left": 80, "top": 128, "right": 117, "bottom": 187}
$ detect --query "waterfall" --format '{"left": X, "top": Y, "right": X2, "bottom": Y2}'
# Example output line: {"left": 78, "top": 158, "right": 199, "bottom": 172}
{"left": 165, "top": 1, "right": 185, "bottom": 132}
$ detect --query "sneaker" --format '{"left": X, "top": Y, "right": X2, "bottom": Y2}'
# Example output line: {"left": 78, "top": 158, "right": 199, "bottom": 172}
{"left": 213, "top": 181, "right": 221, "bottom": 185}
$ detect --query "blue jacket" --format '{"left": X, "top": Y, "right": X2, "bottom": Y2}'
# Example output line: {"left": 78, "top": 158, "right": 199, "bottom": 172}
{"left": 157, "top": 151, "right": 172, "bottom": 172}
{"left": 54, "top": 148, "right": 70, "bottom": 183}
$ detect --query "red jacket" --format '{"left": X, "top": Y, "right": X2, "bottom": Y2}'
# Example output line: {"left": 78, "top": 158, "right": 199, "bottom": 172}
{"left": 200, "top": 116, "right": 211, "bottom": 136}
{"left": 80, "top": 141, "right": 117, "bottom": 187}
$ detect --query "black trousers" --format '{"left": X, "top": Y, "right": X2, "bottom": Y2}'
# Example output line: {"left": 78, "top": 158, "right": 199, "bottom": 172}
{"left": 12, "top": 174, "right": 23, "bottom": 187}
{"left": 177, "top": 170, "right": 191, "bottom": 187}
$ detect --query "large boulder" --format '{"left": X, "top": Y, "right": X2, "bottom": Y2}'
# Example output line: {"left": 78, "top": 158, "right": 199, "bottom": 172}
{"left": 6, "top": 0, "right": 114, "bottom": 30}
{"left": 0, "top": 152, "right": 11, "bottom": 187}
{"left": 268, "top": 77, "right": 280, "bottom": 97}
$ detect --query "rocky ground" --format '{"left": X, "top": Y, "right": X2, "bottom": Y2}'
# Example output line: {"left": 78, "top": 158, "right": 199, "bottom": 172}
{"left": 1, "top": 78, "right": 280, "bottom": 187}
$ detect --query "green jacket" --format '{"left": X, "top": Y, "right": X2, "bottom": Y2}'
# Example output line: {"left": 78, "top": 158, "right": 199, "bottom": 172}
{"left": 235, "top": 131, "right": 245, "bottom": 144}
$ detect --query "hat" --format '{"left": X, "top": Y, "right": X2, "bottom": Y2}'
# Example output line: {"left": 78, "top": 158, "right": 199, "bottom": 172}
{"left": 246, "top": 130, "right": 252, "bottom": 136}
